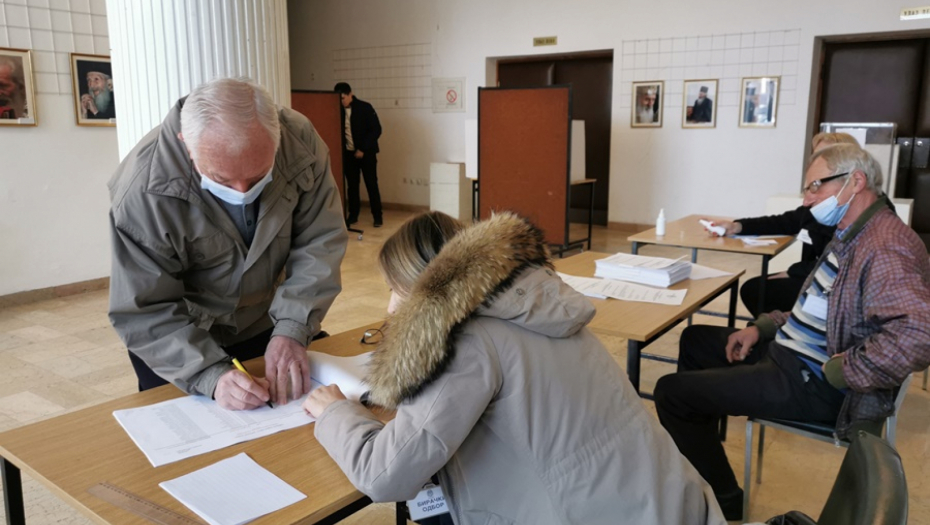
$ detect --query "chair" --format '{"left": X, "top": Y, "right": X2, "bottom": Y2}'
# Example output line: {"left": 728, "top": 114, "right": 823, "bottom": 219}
{"left": 743, "top": 374, "right": 913, "bottom": 522}
{"left": 763, "top": 431, "right": 907, "bottom": 525}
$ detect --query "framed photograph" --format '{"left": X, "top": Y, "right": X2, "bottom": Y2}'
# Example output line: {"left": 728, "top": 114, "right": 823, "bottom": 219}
{"left": 0, "top": 48, "right": 38, "bottom": 126}
{"left": 682, "top": 79, "right": 717, "bottom": 129}
{"left": 71, "top": 53, "right": 115, "bottom": 126}
{"left": 631, "top": 81, "right": 663, "bottom": 128}
{"left": 739, "top": 76, "right": 779, "bottom": 128}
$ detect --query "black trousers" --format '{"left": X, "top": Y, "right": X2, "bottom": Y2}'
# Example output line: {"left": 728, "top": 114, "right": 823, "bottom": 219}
{"left": 653, "top": 325, "right": 845, "bottom": 497}
{"left": 343, "top": 150, "right": 382, "bottom": 223}
{"left": 740, "top": 275, "right": 805, "bottom": 318}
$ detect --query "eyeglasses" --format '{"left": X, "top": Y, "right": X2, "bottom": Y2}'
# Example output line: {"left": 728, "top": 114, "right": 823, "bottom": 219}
{"left": 804, "top": 172, "right": 849, "bottom": 194}
{"left": 360, "top": 324, "right": 386, "bottom": 345}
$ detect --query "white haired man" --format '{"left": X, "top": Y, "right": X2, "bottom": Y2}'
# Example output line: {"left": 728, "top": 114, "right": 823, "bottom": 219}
{"left": 654, "top": 144, "right": 930, "bottom": 520}
{"left": 80, "top": 70, "right": 115, "bottom": 119}
{"left": 636, "top": 86, "right": 659, "bottom": 124}
{"left": 0, "top": 55, "right": 27, "bottom": 120}
{"left": 108, "top": 78, "right": 348, "bottom": 410}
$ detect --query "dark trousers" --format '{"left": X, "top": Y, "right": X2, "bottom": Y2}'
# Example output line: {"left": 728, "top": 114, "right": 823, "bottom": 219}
{"left": 654, "top": 325, "right": 845, "bottom": 497}
{"left": 343, "top": 150, "right": 382, "bottom": 223}
{"left": 129, "top": 329, "right": 274, "bottom": 392}
{"left": 740, "top": 275, "right": 805, "bottom": 318}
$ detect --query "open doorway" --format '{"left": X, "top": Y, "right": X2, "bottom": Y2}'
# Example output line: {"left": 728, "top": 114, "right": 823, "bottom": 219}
{"left": 492, "top": 50, "right": 613, "bottom": 225}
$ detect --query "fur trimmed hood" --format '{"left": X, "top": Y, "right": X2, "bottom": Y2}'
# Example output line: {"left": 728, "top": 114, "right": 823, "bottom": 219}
{"left": 365, "top": 212, "right": 579, "bottom": 409}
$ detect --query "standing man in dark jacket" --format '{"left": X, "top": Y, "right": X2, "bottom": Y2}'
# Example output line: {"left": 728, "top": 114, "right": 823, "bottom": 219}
{"left": 335, "top": 82, "right": 383, "bottom": 227}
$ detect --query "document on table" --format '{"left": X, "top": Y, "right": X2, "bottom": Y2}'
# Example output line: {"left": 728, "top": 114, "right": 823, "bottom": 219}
{"left": 688, "top": 263, "right": 735, "bottom": 280}
{"left": 114, "top": 352, "right": 372, "bottom": 467}
{"left": 160, "top": 453, "right": 305, "bottom": 525}
{"left": 558, "top": 273, "right": 686, "bottom": 306}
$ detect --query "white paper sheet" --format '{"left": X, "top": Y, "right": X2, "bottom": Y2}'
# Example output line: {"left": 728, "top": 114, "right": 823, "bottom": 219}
{"left": 160, "top": 453, "right": 305, "bottom": 525}
{"left": 688, "top": 263, "right": 735, "bottom": 280}
{"left": 597, "top": 252, "right": 686, "bottom": 269}
{"left": 558, "top": 273, "right": 686, "bottom": 306}
{"left": 114, "top": 395, "right": 313, "bottom": 468}
{"left": 115, "top": 352, "right": 373, "bottom": 467}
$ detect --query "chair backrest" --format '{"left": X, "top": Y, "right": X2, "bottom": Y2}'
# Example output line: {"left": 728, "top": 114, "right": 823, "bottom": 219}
{"left": 892, "top": 374, "right": 912, "bottom": 414}
{"left": 817, "top": 432, "right": 907, "bottom": 525}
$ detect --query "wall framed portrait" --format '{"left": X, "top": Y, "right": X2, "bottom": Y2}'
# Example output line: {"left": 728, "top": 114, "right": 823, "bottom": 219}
{"left": 631, "top": 81, "right": 663, "bottom": 128}
{"left": 0, "top": 47, "right": 38, "bottom": 126}
{"left": 70, "top": 53, "right": 115, "bottom": 127}
{"left": 739, "top": 76, "right": 779, "bottom": 128}
{"left": 682, "top": 79, "right": 717, "bottom": 129}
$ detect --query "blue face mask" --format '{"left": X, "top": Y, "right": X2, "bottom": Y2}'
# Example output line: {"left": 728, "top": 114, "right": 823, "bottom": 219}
{"left": 810, "top": 176, "right": 855, "bottom": 226}
{"left": 198, "top": 166, "right": 273, "bottom": 206}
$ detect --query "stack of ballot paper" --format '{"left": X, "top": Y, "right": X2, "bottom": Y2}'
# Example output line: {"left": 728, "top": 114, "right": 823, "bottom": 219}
{"left": 594, "top": 253, "right": 691, "bottom": 288}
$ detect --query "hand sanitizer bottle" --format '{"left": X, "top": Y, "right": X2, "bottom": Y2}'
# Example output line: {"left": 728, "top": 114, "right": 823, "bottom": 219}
{"left": 656, "top": 209, "right": 666, "bottom": 237}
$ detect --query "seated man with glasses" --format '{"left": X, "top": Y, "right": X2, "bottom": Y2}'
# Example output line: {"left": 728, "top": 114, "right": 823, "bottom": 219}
{"left": 702, "top": 132, "right": 859, "bottom": 317}
{"left": 654, "top": 143, "right": 930, "bottom": 521}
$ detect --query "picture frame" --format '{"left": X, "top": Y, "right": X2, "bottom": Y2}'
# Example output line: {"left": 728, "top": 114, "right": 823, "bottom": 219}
{"left": 631, "top": 81, "right": 663, "bottom": 128}
{"left": 0, "top": 47, "right": 38, "bottom": 126}
{"left": 70, "top": 53, "right": 115, "bottom": 127}
{"left": 739, "top": 76, "right": 779, "bottom": 128}
{"left": 682, "top": 79, "right": 718, "bottom": 129}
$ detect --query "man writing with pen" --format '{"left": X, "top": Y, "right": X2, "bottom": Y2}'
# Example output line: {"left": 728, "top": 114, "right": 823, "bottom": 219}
{"left": 107, "top": 78, "right": 348, "bottom": 410}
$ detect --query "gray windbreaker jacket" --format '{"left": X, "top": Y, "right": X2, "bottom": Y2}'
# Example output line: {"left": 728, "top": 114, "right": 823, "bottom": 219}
{"left": 107, "top": 99, "right": 348, "bottom": 396}
{"left": 315, "top": 213, "right": 725, "bottom": 525}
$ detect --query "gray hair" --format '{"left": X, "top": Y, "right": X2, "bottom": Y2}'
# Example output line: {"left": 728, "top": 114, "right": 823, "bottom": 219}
{"left": 809, "top": 143, "right": 884, "bottom": 194}
{"left": 180, "top": 77, "right": 280, "bottom": 160}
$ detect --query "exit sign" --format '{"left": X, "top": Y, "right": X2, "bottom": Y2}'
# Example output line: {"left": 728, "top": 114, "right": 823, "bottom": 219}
{"left": 902, "top": 6, "right": 930, "bottom": 20}
{"left": 533, "top": 36, "right": 558, "bottom": 46}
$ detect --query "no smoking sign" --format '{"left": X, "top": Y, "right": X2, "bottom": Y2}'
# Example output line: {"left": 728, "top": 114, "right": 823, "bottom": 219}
{"left": 432, "top": 78, "right": 465, "bottom": 112}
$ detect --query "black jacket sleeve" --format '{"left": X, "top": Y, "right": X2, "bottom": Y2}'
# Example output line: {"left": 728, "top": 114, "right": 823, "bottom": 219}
{"left": 735, "top": 205, "right": 808, "bottom": 236}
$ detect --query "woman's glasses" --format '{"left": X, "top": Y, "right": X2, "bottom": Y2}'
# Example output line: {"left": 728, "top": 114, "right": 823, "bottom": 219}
{"left": 360, "top": 324, "right": 386, "bottom": 345}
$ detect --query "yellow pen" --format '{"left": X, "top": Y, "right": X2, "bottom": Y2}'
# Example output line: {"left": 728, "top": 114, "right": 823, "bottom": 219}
{"left": 231, "top": 358, "right": 274, "bottom": 409}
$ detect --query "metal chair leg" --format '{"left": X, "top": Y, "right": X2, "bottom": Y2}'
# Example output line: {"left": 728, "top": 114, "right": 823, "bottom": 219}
{"left": 743, "top": 421, "right": 753, "bottom": 523}
{"left": 756, "top": 425, "right": 765, "bottom": 484}
{"left": 885, "top": 415, "right": 896, "bottom": 447}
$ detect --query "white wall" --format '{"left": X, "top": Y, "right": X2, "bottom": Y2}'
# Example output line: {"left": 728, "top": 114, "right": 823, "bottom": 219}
{"left": 0, "top": 0, "right": 117, "bottom": 296}
{"left": 288, "top": 0, "right": 930, "bottom": 224}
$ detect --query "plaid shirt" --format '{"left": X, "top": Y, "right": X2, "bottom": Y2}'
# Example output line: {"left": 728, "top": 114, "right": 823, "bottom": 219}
{"left": 758, "top": 200, "right": 930, "bottom": 438}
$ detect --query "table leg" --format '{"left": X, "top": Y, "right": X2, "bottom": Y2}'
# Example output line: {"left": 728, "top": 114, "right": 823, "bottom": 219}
{"left": 1, "top": 458, "right": 25, "bottom": 525}
{"left": 627, "top": 339, "right": 642, "bottom": 393}
{"left": 631, "top": 241, "right": 639, "bottom": 255}
{"left": 757, "top": 256, "right": 769, "bottom": 317}
{"left": 396, "top": 502, "right": 406, "bottom": 525}
{"left": 728, "top": 280, "right": 738, "bottom": 328}
{"left": 587, "top": 182, "right": 594, "bottom": 251}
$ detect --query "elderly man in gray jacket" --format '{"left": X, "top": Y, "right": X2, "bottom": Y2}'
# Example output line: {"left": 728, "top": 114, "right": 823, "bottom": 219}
{"left": 108, "top": 78, "right": 348, "bottom": 410}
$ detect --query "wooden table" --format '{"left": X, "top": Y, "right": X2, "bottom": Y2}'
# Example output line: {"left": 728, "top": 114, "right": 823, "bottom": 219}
{"left": 628, "top": 214, "right": 795, "bottom": 318}
{"left": 554, "top": 251, "right": 744, "bottom": 396}
{"left": 0, "top": 324, "right": 393, "bottom": 525}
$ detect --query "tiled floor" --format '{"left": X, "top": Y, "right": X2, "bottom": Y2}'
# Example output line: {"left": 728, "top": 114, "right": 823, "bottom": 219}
{"left": 0, "top": 209, "right": 927, "bottom": 524}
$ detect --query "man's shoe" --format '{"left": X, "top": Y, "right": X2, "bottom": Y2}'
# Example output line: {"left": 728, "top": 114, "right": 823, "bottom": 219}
{"left": 716, "top": 489, "right": 744, "bottom": 521}
{"left": 345, "top": 217, "right": 358, "bottom": 227}
{"left": 373, "top": 219, "right": 383, "bottom": 228}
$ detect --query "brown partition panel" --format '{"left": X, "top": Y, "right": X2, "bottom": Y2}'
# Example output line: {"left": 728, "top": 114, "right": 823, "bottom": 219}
{"left": 478, "top": 86, "right": 571, "bottom": 246}
{"left": 291, "top": 90, "right": 344, "bottom": 202}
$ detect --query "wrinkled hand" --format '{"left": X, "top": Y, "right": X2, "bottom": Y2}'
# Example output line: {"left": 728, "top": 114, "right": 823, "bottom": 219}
{"left": 81, "top": 94, "right": 98, "bottom": 116}
{"left": 302, "top": 384, "right": 347, "bottom": 418}
{"left": 215, "top": 370, "right": 271, "bottom": 410}
{"left": 702, "top": 219, "right": 741, "bottom": 237}
{"left": 354, "top": 150, "right": 364, "bottom": 159}
{"left": 725, "top": 326, "right": 760, "bottom": 363}
{"left": 265, "top": 336, "right": 310, "bottom": 405}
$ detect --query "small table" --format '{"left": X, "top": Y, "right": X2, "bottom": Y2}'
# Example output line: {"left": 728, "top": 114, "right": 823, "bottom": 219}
{"left": 628, "top": 214, "right": 795, "bottom": 319}
{"left": 554, "top": 252, "right": 744, "bottom": 395}
{"left": 0, "top": 324, "right": 394, "bottom": 525}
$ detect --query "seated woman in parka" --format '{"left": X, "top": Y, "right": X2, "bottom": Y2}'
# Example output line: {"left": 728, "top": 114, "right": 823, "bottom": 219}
{"left": 304, "top": 211, "right": 726, "bottom": 525}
